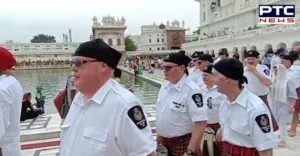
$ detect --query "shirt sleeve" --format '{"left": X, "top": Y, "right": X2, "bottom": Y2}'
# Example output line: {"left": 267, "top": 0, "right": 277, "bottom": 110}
{"left": 118, "top": 102, "right": 156, "bottom": 156}
{"left": 287, "top": 79, "right": 298, "bottom": 99}
{"left": 250, "top": 111, "right": 278, "bottom": 151}
{"left": 0, "top": 90, "right": 12, "bottom": 140}
{"left": 259, "top": 65, "right": 271, "bottom": 79}
{"left": 187, "top": 89, "right": 208, "bottom": 122}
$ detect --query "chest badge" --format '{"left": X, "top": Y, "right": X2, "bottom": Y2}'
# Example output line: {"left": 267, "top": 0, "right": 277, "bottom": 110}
{"left": 128, "top": 105, "right": 147, "bottom": 129}
{"left": 192, "top": 93, "right": 203, "bottom": 107}
{"left": 263, "top": 69, "right": 270, "bottom": 76}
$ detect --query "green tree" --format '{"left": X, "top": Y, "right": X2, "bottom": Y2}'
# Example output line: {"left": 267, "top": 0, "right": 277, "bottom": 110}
{"left": 125, "top": 36, "right": 137, "bottom": 51}
{"left": 30, "top": 34, "right": 56, "bottom": 43}
{"left": 193, "top": 28, "right": 200, "bottom": 35}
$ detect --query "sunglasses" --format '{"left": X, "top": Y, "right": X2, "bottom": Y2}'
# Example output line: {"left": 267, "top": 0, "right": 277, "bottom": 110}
{"left": 71, "top": 59, "right": 100, "bottom": 67}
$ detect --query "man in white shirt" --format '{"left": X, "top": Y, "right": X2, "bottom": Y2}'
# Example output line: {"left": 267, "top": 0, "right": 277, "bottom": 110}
{"left": 59, "top": 39, "right": 156, "bottom": 156}
{"left": 156, "top": 51, "right": 207, "bottom": 156}
{"left": 213, "top": 48, "right": 229, "bottom": 65}
{"left": 188, "top": 54, "right": 213, "bottom": 88}
{"left": 188, "top": 51, "right": 204, "bottom": 74}
{"left": 244, "top": 50, "right": 279, "bottom": 131}
{"left": 201, "top": 65, "right": 226, "bottom": 156}
{"left": 282, "top": 54, "right": 300, "bottom": 137}
{"left": 213, "top": 58, "right": 278, "bottom": 156}
{"left": 0, "top": 47, "right": 23, "bottom": 156}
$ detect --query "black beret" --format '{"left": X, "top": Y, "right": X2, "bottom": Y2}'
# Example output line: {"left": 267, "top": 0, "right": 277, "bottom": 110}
{"left": 218, "top": 48, "right": 229, "bottom": 56}
{"left": 74, "top": 39, "right": 122, "bottom": 69}
{"left": 245, "top": 50, "right": 260, "bottom": 58}
{"left": 282, "top": 54, "right": 294, "bottom": 64}
{"left": 213, "top": 58, "right": 248, "bottom": 84}
{"left": 191, "top": 51, "right": 204, "bottom": 59}
{"left": 203, "top": 64, "right": 213, "bottom": 74}
{"left": 164, "top": 50, "right": 191, "bottom": 67}
{"left": 288, "top": 50, "right": 299, "bottom": 61}
{"left": 198, "top": 54, "right": 214, "bottom": 63}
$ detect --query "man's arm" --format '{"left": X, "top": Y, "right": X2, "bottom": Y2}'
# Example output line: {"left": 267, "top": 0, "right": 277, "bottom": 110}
{"left": 258, "top": 149, "right": 273, "bottom": 156}
{"left": 252, "top": 70, "right": 272, "bottom": 86}
{"left": 0, "top": 91, "right": 12, "bottom": 140}
{"left": 187, "top": 121, "right": 207, "bottom": 152}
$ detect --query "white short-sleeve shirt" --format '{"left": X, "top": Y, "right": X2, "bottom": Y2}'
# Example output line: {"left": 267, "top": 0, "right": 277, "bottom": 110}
{"left": 156, "top": 75, "right": 208, "bottom": 138}
{"left": 202, "top": 85, "right": 226, "bottom": 124}
{"left": 219, "top": 89, "right": 278, "bottom": 151}
{"left": 0, "top": 75, "right": 23, "bottom": 156}
{"left": 59, "top": 79, "right": 156, "bottom": 156}
{"left": 244, "top": 64, "right": 271, "bottom": 96}
{"left": 187, "top": 70, "right": 205, "bottom": 89}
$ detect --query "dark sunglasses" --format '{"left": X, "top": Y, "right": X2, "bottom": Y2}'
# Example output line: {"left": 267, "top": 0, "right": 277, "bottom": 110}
{"left": 196, "top": 61, "right": 203, "bottom": 65}
{"left": 71, "top": 59, "right": 100, "bottom": 67}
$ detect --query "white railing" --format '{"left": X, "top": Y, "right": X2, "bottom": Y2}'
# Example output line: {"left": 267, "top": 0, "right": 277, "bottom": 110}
{"left": 125, "top": 50, "right": 178, "bottom": 56}
{"left": 183, "top": 23, "right": 300, "bottom": 48}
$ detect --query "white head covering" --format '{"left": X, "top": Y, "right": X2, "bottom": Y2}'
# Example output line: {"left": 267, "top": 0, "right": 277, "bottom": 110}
{"left": 271, "top": 64, "right": 288, "bottom": 103}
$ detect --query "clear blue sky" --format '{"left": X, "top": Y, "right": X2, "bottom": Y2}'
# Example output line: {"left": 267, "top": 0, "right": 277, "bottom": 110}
{"left": 0, "top": 0, "right": 199, "bottom": 43}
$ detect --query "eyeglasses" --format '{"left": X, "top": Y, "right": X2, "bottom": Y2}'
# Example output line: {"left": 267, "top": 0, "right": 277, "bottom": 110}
{"left": 162, "top": 65, "right": 179, "bottom": 71}
{"left": 71, "top": 59, "right": 100, "bottom": 67}
{"left": 196, "top": 61, "right": 203, "bottom": 65}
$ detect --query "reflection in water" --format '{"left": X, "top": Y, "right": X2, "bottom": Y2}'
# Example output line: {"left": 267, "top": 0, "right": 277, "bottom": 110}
{"left": 14, "top": 69, "right": 160, "bottom": 114}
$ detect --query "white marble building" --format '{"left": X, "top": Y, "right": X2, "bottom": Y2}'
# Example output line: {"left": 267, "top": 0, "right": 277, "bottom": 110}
{"left": 91, "top": 15, "right": 127, "bottom": 52}
{"left": 183, "top": 0, "right": 300, "bottom": 59}
{"left": 1, "top": 42, "right": 80, "bottom": 55}
{"left": 0, "top": 42, "right": 79, "bottom": 62}
{"left": 135, "top": 20, "right": 185, "bottom": 51}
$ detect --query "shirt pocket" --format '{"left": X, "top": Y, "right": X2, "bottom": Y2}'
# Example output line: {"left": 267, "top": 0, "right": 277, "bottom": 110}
{"left": 168, "top": 98, "right": 188, "bottom": 124}
{"left": 83, "top": 127, "right": 108, "bottom": 154}
{"left": 230, "top": 121, "right": 251, "bottom": 135}
{"left": 60, "top": 123, "right": 71, "bottom": 140}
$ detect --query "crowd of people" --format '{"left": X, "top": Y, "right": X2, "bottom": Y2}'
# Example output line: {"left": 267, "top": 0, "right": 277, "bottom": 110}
{"left": 15, "top": 59, "right": 71, "bottom": 68}
{"left": 0, "top": 39, "right": 299, "bottom": 156}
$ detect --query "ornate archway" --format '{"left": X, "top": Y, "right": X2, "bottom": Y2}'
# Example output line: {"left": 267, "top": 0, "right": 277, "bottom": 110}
{"left": 264, "top": 43, "right": 273, "bottom": 51}
{"left": 291, "top": 41, "right": 300, "bottom": 49}
{"left": 240, "top": 46, "right": 247, "bottom": 62}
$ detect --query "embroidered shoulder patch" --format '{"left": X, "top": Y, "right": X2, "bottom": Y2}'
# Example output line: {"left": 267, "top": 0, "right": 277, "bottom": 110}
{"left": 263, "top": 69, "right": 270, "bottom": 76}
{"left": 192, "top": 93, "right": 203, "bottom": 107}
{"left": 207, "top": 97, "right": 213, "bottom": 109}
{"left": 255, "top": 114, "right": 271, "bottom": 133}
{"left": 127, "top": 105, "right": 147, "bottom": 129}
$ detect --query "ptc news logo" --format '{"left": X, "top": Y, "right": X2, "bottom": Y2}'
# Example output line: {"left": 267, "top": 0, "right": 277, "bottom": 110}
{"left": 259, "top": 5, "right": 295, "bottom": 24}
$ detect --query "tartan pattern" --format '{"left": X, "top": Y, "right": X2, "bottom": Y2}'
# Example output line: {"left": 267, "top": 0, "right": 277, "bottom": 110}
{"left": 221, "top": 142, "right": 259, "bottom": 156}
{"left": 207, "top": 123, "right": 220, "bottom": 132}
{"left": 202, "top": 123, "right": 221, "bottom": 156}
{"left": 258, "top": 95, "right": 279, "bottom": 131}
{"left": 160, "top": 133, "right": 202, "bottom": 156}
{"left": 295, "top": 87, "right": 300, "bottom": 113}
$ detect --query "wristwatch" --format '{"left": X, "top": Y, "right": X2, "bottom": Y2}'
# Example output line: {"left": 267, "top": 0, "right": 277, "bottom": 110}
{"left": 186, "top": 149, "right": 195, "bottom": 155}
